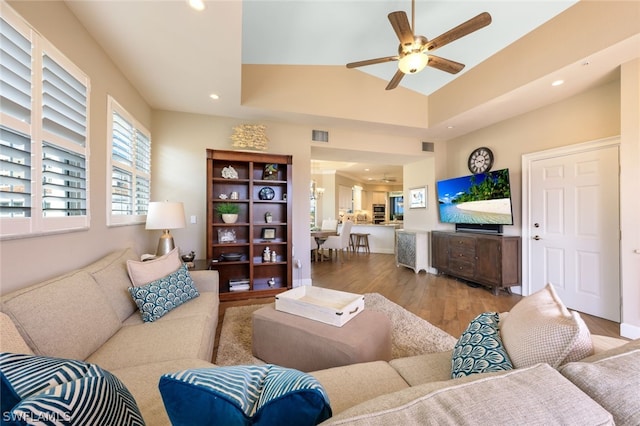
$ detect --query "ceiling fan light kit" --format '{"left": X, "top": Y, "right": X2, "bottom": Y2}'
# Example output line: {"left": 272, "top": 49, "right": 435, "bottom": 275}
{"left": 398, "top": 52, "right": 428, "bottom": 74}
{"left": 346, "top": 0, "right": 491, "bottom": 90}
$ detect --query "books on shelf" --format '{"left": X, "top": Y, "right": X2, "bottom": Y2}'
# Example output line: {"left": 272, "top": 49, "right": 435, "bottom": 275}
{"left": 230, "top": 284, "right": 250, "bottom": 292}
{"left": 229, "top": 278, "right": 250, "bottom": 292}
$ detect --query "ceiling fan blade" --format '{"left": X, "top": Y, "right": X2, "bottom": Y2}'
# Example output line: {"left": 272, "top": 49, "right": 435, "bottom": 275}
{"left": 427, "top": 55, "right": 465, "bottom": 74}
{"left": 385, "top": 69, "right": 405, "bottom": 90}
{"left": 388, "top": 11, "right": 414, "bottom": 48}
{"left": 346, "top": 56, "right": 399, "bottom": 69}
{"left": 425, "top": 12, "right": 492, "bottom": 52}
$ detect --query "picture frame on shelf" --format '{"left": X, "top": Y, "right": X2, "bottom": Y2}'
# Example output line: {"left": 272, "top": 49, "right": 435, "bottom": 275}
{"left": 409, "top": 186, "right": 427, "bottom": 209}
{"left": 261, "top": 227, "right": 276, "bottom": 240}
{"left": 218, "top": 229, "right": 237, "bottom": 243}
{"left": 263, "top": 163, "right": 278, "bottom": 180}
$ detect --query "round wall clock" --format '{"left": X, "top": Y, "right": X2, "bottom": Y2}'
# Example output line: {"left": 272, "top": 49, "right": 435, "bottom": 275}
{"left": 467, "top": 147, "right": 494, "bottom": 174}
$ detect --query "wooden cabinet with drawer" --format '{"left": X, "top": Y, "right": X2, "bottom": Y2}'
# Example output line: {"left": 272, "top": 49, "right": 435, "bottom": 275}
{"left": 431, "top": 231, "right": 521, "bottom": 295}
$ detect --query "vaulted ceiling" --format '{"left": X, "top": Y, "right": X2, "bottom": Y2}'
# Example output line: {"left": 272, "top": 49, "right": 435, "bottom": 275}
{"left": 63, "top": 1, "right": 639, "bottom": 183}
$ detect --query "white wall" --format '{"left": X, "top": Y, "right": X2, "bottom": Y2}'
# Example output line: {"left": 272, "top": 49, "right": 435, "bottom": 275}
{"left": 620, "top": 59, "right": 640, "bottom": 339}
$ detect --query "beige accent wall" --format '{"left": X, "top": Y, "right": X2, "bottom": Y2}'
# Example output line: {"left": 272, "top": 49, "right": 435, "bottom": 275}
{"left": 150, "top": 111, "right": 314, "bottom": 286}
{"left": 441, "top": 79, "right": 621, "bottom": 236}
{"left": 440, "top": 75, "right": 640, "bottom": 338}
{"left": 242, "top": 65, "right": 429, "bottom": 129}
{"left": 0, "top": 1, "right": 152, "bottom": 295}
{"left": 149, "top": 111, "right": 430, "bottom": 285}
{"left": 1, "top": 2, "right": 637, "bottom": 337}
{"left": 429, "top": 1, "right": 639, "bottom": 126}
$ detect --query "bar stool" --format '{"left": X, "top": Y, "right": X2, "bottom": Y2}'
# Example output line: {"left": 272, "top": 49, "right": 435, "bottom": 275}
{"left": 351, "top": 233, "right": 370, "bottom": 253}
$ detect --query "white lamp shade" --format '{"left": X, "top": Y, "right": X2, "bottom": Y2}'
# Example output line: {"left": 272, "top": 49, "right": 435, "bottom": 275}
{"left": 145, "top": 201, "right": 186, "bottom": 230}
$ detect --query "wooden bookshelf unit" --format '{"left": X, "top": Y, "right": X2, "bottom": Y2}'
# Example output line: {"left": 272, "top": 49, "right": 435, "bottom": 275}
{"left": 206, "top": 149, "right": 292, "bottom": 301}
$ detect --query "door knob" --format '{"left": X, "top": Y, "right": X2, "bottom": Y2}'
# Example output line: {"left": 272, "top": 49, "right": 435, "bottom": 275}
{"left": 533, "top": 235, "right": 541, "bottom": 240}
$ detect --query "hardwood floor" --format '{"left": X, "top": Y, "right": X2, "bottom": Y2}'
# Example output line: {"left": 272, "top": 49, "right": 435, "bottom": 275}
{"left": 214, "top": 252, "right": 623, "bottom": 361}
{"left": 310, "top": 252, "right": 622, "bottom": 339}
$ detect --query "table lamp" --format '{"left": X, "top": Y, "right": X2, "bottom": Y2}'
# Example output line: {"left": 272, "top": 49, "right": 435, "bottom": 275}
{"left": 145, "top": 201, "right": 186, "bottom": 256}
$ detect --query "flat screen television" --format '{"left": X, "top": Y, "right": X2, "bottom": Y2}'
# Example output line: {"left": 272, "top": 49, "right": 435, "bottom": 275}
{"left": 436, "top": 168, "right": 514, "bottom": 227}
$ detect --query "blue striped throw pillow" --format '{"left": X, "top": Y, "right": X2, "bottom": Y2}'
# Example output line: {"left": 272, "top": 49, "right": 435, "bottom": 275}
{"left": 159, "top": 364, "right": 332, "bottom": 425}
{"left": 0, "top": 352, "right": 145, "bottom": 425}
{"left": 451, "top": 312, "right": 513, "bottom": 378}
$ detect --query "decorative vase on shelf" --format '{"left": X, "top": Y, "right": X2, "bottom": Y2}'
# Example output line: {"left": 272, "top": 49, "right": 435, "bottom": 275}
{"left": 265, "top": 212, "right": 272, "bottom": 223}
{"left": 222, "top": 214, "right": 238, "bottom": 224}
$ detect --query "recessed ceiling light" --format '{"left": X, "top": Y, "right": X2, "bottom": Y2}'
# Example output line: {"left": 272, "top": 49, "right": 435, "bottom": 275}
{"left": 209, "top": 93, "right": 219, "bottom": 100}
{"left": 447, "top": 125, "right": 454, "bottom": 129}
{"left": 551, "top": 80, "right": 564, "bottom": 87}
{"left": 364, "top": 168, "right": 370, "bottom": 171}
{"left": 188, "top": 0, "right": 205, "bottom": 11}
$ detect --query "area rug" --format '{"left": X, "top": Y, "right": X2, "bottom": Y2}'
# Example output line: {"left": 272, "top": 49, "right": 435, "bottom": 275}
{"left": 215, "top": 292, "right": 457, "bottom": 366}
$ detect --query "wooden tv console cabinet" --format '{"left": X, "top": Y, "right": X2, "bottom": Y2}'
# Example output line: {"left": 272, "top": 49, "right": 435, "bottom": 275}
{"left": 431, "top": 231, "right": 521, "bottom": 295}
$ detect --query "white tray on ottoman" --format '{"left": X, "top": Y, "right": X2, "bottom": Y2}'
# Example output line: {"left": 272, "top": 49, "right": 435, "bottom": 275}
{"left": 275, "top": 286, "right": 364, "bottom": 327}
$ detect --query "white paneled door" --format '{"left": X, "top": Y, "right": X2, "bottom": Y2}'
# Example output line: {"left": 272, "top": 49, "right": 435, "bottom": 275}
{"left": 530, "top": 144, "right": 620, "bottom": 321}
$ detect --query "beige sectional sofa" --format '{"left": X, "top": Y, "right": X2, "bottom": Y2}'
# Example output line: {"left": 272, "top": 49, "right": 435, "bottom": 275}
{"left": 2, "top": 248, "right": 638, "bottom": 425}
{"left": 1, "top": 247, "right": 219, "bottom": 424}
{"left": 315, "top": 338, "right": 639, "bottom": 425}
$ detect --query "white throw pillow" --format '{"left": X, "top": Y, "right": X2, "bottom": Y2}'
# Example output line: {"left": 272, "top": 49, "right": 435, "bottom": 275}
{"left": 126, "top": 247, "right": 181, "bottom": 286}
{"left": 500, "top": 283, "right": 593, "bottom": 368}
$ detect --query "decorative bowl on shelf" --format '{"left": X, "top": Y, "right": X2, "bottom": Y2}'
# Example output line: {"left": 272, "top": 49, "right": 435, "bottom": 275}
{"left": 181, "top": 251, "right": 195, "bottom": 262}
{"left": 220, "top": 252, "right": 243, "bottom": 262}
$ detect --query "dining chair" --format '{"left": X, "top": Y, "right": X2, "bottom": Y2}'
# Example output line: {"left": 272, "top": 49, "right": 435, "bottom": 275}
{"left": 311, "top": 236, "right": 322, "bottom": 261}
{"left": 321, "top": 220, "right": 353, "bottom": 262}
{"left": 320, "top": 219, "right": 338, "bottom": 232}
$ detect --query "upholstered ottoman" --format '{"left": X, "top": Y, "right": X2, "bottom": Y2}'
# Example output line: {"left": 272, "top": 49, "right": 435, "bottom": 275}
{"left": 252, "top": 305, "right": 392, "bottom": 372}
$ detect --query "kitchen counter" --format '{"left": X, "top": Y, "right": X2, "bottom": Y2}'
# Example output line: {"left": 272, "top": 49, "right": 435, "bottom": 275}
{"left": 337, "top": 223, "right": 399, "bottom": 254}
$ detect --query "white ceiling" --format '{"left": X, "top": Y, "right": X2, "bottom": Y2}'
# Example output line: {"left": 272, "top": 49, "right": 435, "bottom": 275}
{"left": 63, "top": 0, "right": 636, "bottom": 184}
{"left": 241, "top": 0, "right": 577, "bottom": 95}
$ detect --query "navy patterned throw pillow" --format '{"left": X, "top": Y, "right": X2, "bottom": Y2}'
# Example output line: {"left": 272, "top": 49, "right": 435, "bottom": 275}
{"left": 0, "top": 352, "right": 145, "bottom": 425}
{"left": 451, "top": 312, "right": 513, "bottom": 378}
{"left": 159, "top": 364, "right": 332, "bottom": 425}
{"left": 128, "top": 263, "right": 199, "bottom": 322}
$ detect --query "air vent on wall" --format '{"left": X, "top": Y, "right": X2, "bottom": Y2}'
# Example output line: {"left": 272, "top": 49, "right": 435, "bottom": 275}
{"left": 422, "top": 142, "right": 434, "bottom": 152}
{"left": 312, "top": 130, "right": 329, "bottom": 142}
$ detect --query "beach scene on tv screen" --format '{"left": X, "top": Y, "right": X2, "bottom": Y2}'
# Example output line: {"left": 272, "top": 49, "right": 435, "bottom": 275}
{"left": 437, "top": 169, "right": 513, "bottom": 224}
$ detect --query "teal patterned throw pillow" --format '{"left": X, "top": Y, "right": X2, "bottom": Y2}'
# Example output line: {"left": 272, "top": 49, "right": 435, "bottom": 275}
{"left": 0, "top": 352, "right": 145, "bottom": 425}
{"left": 451, "top": 312, "right": 513, "bottom": 378}
{"left": 159, "top": 364, "right": 332, "bottom": 425}
{"left": 128, "top": 263, "right": 199, "bottom": 322}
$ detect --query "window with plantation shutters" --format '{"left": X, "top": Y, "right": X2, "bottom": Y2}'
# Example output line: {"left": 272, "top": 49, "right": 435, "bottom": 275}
{"left": 1, "top": 4, "right": 90, "bottom": 238}
{"left": 108, "top": 97, "right": 151, "bottom": 225}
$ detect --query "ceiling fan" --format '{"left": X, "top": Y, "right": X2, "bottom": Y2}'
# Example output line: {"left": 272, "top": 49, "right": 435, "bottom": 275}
{"left": 371, "top": 173, "right": 397, "bottom": 183}
{"left": 346, "top": 0, "right": 491, "bottom": 90}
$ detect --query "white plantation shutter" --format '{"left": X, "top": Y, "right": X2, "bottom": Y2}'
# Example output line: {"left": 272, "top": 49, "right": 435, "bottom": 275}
{"left": 0, "top": 14, "right": 32, "bottom": 222}
{"left": 0, "top": 5, "right": 90, "bottom": 237}
{"left": 42, "top": 143, "right": 86, "bottom": 217}
{"left": 41, "top": 50, "right": 88, "bottom": 219}
{"left": 42, "top": 53, "right": 87, "bottom": 146}
{"left": 134, "top": 131, "right": 150, "bottom": 215}
{"left": 108, "top": 97, "right": 151, "bottom": 225}
{"left": 0, "top": 15, "right": 31, "bottom": 124}
{"left": 0, "top": 128, "right": 31, "bottom": 218}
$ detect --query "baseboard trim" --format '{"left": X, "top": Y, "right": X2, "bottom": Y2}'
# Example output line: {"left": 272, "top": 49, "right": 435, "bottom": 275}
{"left": 294, "top": 278, "right": 313, "bottom": 288}
{"left": 620, "top": 322, "right": 640, "bottom": 340}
